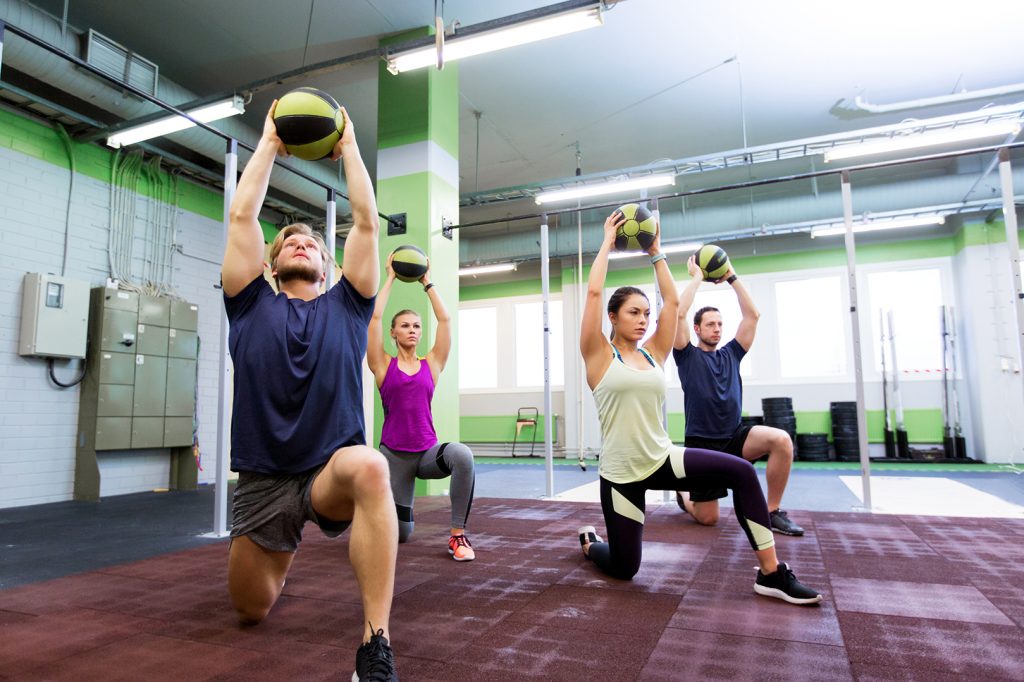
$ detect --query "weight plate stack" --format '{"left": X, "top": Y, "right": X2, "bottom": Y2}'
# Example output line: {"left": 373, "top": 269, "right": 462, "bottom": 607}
{"left": 762, "top": 397, "right": 797, "bottom": 455}
{"left": 830, "top": 401, "right": 860, "bottom": 462}
{"left": 796, "top": 432, "right": 830, "bottom": 461}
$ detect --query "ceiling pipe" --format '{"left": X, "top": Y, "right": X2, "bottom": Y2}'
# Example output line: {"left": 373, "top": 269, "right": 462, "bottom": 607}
{"left": 0, "top": 0, "right": 349, "bottom": 217}
{"left": 459, "top": 164, "right": 1024, "bottom": 264}
{"left": 852, "top": 83, "right": 1024, "bottom": 114}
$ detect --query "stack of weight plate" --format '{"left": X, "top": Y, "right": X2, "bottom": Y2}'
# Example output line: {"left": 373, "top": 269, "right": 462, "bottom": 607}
{"left": 796, "top": 433, "right": 830, "bottom": 461}
{"left": 830, "top": 401, "right": 860, "bottom": 461}
{"left": 761, "top": 397, "right": 797, "bottom": 454}
{"left": 740, "top": 415, "right": 764, "bottom": 428}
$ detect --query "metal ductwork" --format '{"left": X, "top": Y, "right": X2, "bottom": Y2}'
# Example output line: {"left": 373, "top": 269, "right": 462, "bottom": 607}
{"left": 0, "top": 0, "right": 347, "bottom": 217}
{"left": 460, "top": 165, "right": 1024, "bottom": 263}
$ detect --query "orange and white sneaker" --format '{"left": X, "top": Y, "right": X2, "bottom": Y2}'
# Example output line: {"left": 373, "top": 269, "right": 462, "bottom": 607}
{"left": 448, "top": 534, "right": 476, "bottom": 562}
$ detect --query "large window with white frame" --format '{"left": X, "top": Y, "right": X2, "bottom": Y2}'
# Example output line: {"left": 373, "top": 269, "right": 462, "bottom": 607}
{"left": 866, "top": 268, "right": 945, "bottom": 374}
{"left": 775, "top": 275, "right": 847, "bottom": 378}
{"left": 515, "top": 300, "right": 565, "bottom": 387}
{"left": 458, "top": 306, "right": 499, "bottom": 389}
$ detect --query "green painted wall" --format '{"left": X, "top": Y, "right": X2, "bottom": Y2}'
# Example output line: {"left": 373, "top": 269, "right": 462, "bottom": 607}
{"left": 460, "top": 408, "right": 941, "bottom": 444}
{"left": 0, "top": 107, "right": 343, "bottom": 261}
{"left": 459, "top": 415, "right": 558, "bottom": 442}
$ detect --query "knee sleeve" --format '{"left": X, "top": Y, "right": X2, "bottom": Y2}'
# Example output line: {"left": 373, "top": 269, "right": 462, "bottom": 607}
{"left": 396, "top": 503, "right": 414, "bottom": 543}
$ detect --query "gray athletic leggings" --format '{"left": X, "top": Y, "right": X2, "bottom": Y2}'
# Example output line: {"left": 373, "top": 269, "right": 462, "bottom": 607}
{"left": 379, "top": 441, "right": 475, "bottom": 543}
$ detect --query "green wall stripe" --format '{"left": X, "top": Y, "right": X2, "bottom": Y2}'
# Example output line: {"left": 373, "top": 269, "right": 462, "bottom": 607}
{"left": 460, "top": 415, "right": 558, "bottom": 442}
{"left": 0, "top": 107, "right": 342, "bottom": 262}
{"left": 460, "top": 277, "right": 563, "bottom": 301}
{"left": 459, "top": 409, "right": 941, "bottom": 444}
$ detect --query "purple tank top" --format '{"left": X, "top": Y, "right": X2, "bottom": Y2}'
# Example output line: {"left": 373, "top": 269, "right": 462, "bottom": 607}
{"left": 379, "top": 357, "right": 438, "bottom": 452}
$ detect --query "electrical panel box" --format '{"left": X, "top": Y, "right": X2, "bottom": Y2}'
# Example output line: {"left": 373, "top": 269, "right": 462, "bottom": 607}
{"left": 19, "top": 273, "right": 90, "bottom": 359}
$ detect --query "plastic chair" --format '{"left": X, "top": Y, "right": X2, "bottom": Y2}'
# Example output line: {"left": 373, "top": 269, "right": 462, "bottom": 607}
{"left": 511, "top": 407, "right": 539, "bottom": 457}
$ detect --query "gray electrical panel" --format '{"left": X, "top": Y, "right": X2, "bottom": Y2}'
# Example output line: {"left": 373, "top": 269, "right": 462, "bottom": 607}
{"left": 75, "top": 287, "right": 200, "bottom": 500}
{"left": 19, "top": 273, "right": 90, "bottom": 359}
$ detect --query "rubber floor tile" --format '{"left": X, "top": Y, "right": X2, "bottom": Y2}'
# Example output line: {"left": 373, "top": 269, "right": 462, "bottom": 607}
{"left": 506, "top": 583, "right": 681, "bottom": 636}
{"left": 830, "top": 576, "right": 1012, "bottom": 624}
{"left": 638, "top": 628, "right": 852, "bottom": 681}
{"left": 838, "top": 611, "right": 1023, "bottom": 679}
{"left": 558, "top": 541, "right": 706, "bottom": 595}
{"left": 667, "top": 588, "right": 842, "bottom": 646}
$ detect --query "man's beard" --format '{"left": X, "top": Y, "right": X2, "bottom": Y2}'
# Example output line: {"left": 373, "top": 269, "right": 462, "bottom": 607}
{"left": 276, "top": 260, "right": 321, "bottom": 285}
{"left": 698, "top": 333, "right": 719, "bottom": 348}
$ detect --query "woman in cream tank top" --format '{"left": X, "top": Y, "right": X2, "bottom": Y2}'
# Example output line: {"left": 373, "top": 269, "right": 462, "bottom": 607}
{"left": 575, "top": 209, "right": 821, "bottom": 606}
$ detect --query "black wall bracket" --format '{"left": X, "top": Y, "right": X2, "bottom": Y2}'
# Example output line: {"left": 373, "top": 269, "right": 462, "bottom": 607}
{"left": 387, "top": 213, "right": 407, "bottom": 236}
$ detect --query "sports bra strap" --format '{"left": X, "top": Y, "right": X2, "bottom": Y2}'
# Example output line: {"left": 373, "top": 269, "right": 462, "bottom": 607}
{"left": 610, "top": 342, "right": 656, "bottom": 368}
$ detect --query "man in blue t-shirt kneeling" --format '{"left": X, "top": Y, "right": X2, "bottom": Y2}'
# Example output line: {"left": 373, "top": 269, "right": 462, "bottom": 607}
{"left": 672, "top": 255, "right": 804, "bottom": 537}
{"left": 221, "top": 101, "right": 398, "bottom": 680}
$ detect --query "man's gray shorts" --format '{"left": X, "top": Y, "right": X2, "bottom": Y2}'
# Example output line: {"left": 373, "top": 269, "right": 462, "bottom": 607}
{"left": 230, "top": 465, "right": 351, "bottom": 552}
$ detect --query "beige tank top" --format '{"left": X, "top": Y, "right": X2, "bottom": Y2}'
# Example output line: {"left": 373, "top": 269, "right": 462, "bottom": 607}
{"left": 593, "top": 345, "right": 673, "bottom": 484}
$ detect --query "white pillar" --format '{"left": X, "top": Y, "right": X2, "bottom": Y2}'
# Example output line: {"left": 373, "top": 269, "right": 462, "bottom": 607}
{"left": 840, "top": 171, "right": 872, "bottom": 511}
{"left": 541, "top": 214, "right": 554, "bottom": 498}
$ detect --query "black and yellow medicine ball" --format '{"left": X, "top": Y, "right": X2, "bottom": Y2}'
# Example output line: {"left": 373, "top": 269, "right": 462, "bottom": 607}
{"left": 614, "top": 203, "right": 657, "bottom": 251}
{"left": 695, "top": 243, "right": 730, "bottom": 280}
{"left": 391, "top": 245, "right": 428, "bottom": 283}
{"left": 273, "top": 87, "right": 346, "bottom": 161}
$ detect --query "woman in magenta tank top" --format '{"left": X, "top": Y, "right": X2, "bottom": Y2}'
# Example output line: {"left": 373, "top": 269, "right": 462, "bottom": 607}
{"left": 367, "top": 254, "right": 477, "bottom": 561}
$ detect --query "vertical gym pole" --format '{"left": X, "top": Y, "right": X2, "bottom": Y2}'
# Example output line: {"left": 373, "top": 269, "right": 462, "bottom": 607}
{"left": 541, "top": 213, "right": 555, "bottom": 498}
{"left": 840, "top": 171, "right": 873, "bottom": 511}
{"left": 997, "top": 148, "right": 1024, "bottom": 410}
{"left": 211, "top": 138, "right": 238, "bottom": 538}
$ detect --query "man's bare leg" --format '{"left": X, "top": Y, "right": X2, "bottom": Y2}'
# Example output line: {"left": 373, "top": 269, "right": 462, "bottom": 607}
{"left": 312, "top": 444, "right": 398, "bottom": 642}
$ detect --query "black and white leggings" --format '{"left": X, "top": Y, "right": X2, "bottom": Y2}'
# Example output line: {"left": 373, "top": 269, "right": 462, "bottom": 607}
{"left": 379, "top": 442, "right": 475, "bottom": 542}
{"left": 589, "top": 446, "right": 775, "bottom": 580}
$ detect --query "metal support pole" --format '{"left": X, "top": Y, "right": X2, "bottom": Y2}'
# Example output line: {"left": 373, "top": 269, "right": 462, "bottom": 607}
{"left": 209, "top": 139, "right": 237, "bottom": 537}
{"left": 998, "top": 149, "right": 1024, "bottom": 407}
{"left": 541, "top": 214, "right": 555, "bottom": 498}
{"left": 0, "top": 21, "right": 6, "bottom": 78}
{"left": 325, "top": 188, "right": 336, "bottom": 290}
{"left": 840, "top": 171, "right": 872, "bottom": 511}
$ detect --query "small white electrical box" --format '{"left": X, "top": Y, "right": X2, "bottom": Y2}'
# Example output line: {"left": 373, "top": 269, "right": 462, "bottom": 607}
{"left": 19, "top": 272, "right": 90, "bottom": 359}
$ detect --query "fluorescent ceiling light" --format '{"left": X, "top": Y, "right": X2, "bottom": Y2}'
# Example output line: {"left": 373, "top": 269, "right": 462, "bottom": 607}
{"left": 387, "top": 3, "right": 604, "bottom": 74}
{"left": 608, "top": 241, "right": 702, "bottom": 259}
{"left": 822, "top": 122, "right": 1021, "bottom": 162}
{"left": 535, "top": 175, "right": 676, "bottom": 205}
{"left": 810, "top": 215, "right": 945, "bottom": 238}
{"left": 106, "top": 96, "right": 246, "bottom": 148}
{"left": 459, "top": 263, "right": 516, "bottom": 276}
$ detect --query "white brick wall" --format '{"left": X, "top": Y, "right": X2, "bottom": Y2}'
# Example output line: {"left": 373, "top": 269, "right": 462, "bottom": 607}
{"left": 0, "top": 145, "right": 229, "bottom": 508}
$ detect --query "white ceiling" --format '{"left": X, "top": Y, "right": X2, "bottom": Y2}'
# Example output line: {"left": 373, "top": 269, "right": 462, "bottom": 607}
{"left": 24, "top": 0, "right": 1024, "bottom": 193}
{"left": 6, "top": 0, "right": 1023, "bottom": 257}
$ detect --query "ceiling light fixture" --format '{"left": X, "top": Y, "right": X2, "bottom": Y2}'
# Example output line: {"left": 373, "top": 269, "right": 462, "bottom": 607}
{"left": 608, "top": 241, "right": 702, "bottom": 260}
{"left": 535, "top": 175, "right": 676, "bottom": 205}
{"left": 106, "top": 96, "right": 246, "bottom": 148}
{"left": 810, "top": 214, "right": 946, "bottom": 238}
{"left": 386, "top": 1, "right": 604, "bottom": 75}
{"left": 458, "top": 263, "right": 516, "bottom": 276}
{"left": 822, "top": 122, "right": 1021, "bottom": 163}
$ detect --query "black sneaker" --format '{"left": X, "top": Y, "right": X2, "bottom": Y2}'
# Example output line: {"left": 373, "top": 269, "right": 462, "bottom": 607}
{"left": 353, "top": 627, "right": 398, "bottom": 681}
{"left": 770, "top": 509, "right": 805, "bottom": 536}
{"left": 754, "top": 562, "right": 822, "bottom": 605}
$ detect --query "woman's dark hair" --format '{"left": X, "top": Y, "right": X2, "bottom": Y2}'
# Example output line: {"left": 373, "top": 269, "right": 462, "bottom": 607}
{"left": 390, "top": 309, "right": 420, "bottom": 329}
{"left": 607, "top": 286, "right": 649, "bottom": 340}
{"left": 694, "top": 306, "right": 720, "bottom": 326}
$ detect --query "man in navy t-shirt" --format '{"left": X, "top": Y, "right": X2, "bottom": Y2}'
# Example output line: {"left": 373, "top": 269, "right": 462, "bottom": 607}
{"left": 672, "top": 255, "right": 804, "bottom": 536}
{"left": 221, "top": 102, "right": 398, "bottom": 680}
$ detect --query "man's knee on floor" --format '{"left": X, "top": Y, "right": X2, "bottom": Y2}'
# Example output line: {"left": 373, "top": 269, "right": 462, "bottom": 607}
{"left": 234, "top": 601, "right": 271, "bottom": 626}
{"left": 693, "top": 504, "right": 720, "bottom": 526}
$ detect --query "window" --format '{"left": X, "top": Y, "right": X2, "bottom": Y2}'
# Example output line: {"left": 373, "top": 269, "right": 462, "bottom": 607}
{"left": 458, "top": 307, "right": 498, "bottom": 388}
{"left": 515, "top": 300, "right": 565, "bottom": 387}
{"left": 775, "top": 276, "right": 847, "bottom": 377}
{"left": 867, "top": 268, "right": 944, "bottom": 373}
